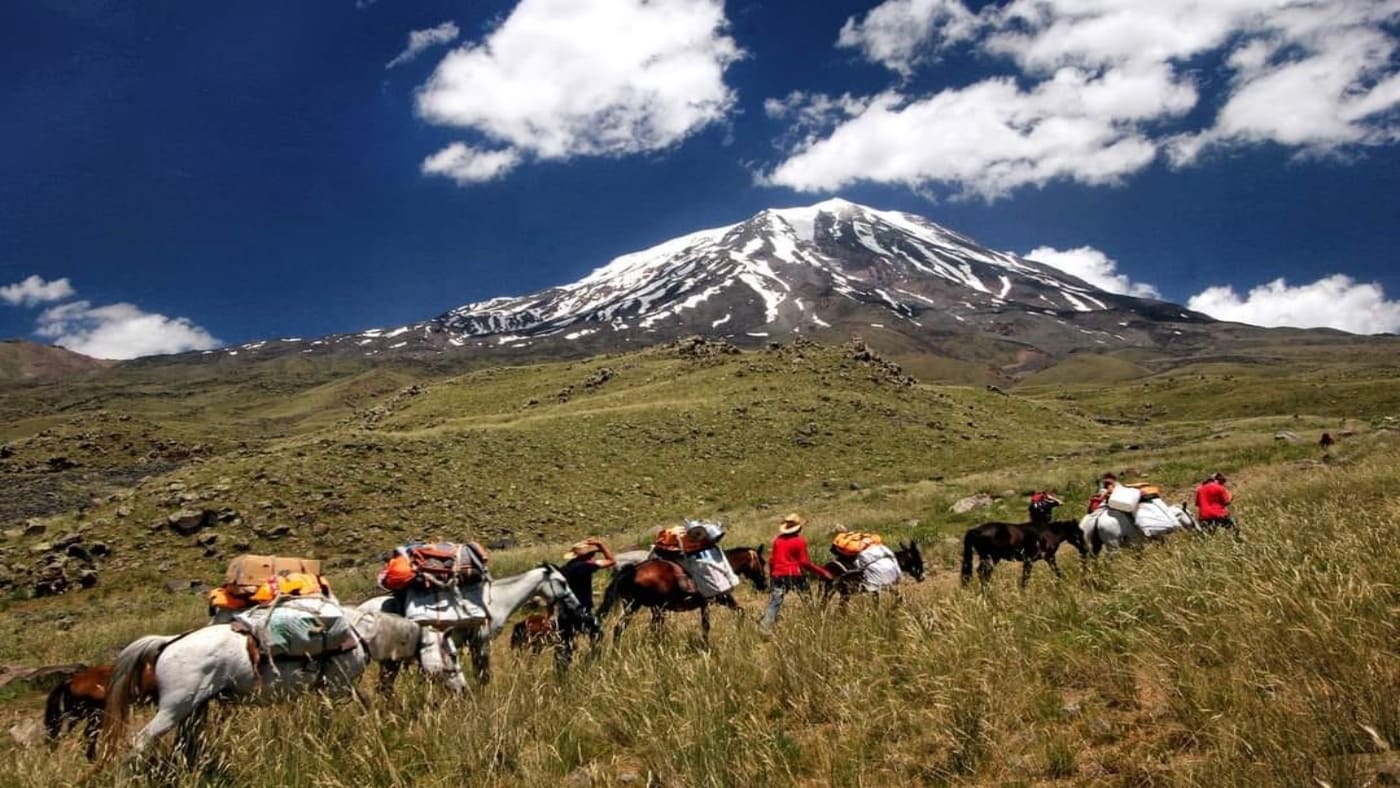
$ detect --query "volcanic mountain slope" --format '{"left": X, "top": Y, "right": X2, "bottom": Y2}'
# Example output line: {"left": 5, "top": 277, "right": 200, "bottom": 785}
{"left": 210, "top": 199, "right": 1227, "bottom": 370}
{"left": 0, "top": 339, "right": 110, "bottom": 383}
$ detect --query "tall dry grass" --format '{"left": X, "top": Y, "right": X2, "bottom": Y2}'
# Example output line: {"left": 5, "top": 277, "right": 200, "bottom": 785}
{"left": 2, "top": 442, "right": 1397, "bottom": 786}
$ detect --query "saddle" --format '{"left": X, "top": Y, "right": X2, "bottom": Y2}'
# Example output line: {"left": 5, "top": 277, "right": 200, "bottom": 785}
{"left": 651, "top": 557, "right": 699, "bottom": 596}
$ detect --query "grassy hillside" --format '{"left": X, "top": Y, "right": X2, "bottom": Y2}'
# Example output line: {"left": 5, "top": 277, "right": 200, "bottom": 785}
{"left": 0, "top": 337, "right": 1396, "bottom": 785}
{"left": 0, "top": 340, "right": 110, "bottom": 383}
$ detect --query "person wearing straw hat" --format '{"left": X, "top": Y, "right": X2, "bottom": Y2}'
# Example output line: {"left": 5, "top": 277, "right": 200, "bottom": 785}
{"left": 760, "top": 513, "right": 833, "bottom": 634}
{"left": 557, "top": 538, "right": 616, "bottom": 658}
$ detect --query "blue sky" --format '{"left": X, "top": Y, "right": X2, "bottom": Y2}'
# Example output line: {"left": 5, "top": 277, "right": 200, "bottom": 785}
{"left": 2, "top": 0, "right": 1398, "bottom": 358}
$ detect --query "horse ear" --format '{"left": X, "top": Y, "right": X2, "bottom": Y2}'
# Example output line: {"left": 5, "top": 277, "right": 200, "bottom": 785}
{"left": 757, "top": 544, "right": 765, "bottom": 557}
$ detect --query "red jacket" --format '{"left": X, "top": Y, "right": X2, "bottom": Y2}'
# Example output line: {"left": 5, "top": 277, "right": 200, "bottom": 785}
{"left": 769, "top": 533, "right": 833, "bottom": 580}
{"left": 1195, "top": 480, "right": 1232, "bottom": 520}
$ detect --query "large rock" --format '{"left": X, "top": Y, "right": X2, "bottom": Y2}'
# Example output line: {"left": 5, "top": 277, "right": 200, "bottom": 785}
{"left": 8, "top": 719, "right": 45, "bottom": 748}
{"left": 950, "top": 493, "right": 995, "bottom": 514}
{"left": 167, "top": 509, "right": 213, "bottom": 536}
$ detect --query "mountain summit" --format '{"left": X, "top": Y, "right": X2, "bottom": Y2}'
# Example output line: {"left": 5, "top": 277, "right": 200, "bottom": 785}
{"left": 214, "top": 199, "right": 1216, "bottom": 370}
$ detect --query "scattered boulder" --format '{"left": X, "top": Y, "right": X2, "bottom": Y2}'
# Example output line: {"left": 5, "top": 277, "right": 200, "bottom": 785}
{"left": 167, "top": 509, "right": 213, "bottom": 536}
{"left": 846, "top": 339, "right": 917, "bottom": 386}
{"left": 7, "top": 719, "right": 44, "bottom": 748}
{"left": 23, "top": 521, "right": 46, "bottom": 537}
{"left": 584, "top": 367, "right": 616, "bottom": 389}
{"left": 1275, "top": 431, "right": 1301, "bottom": 442}
{"left": 46, "top": 456, "right": 79, "bottom": 472}
{"left": 951, "top": 493, "right": 995, "bottom": 514}
{"left": 486, "top": 535, "right": 518, "bottom": 551}
{"left": 667, "top": 335, "right": 741, "bottom": 359}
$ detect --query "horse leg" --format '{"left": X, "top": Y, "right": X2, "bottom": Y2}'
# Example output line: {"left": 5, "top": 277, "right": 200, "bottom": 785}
{"left": 175, "top": 700, "right": 209, "bottom": 770}
{"left": 1020, "top": 558, "right": 1033, "bottom": 589}
{"left": 1046, "top": 552, "right": 1063, "bottom": 580}
{"left": 613, "top": 600, "right": 639, "bottom": 644}
{"left": 82, "top": 706, "right": 102, "bottom": 762}
{"left": 377, "top": 659, "right": 402, "bottom": 696}
{"left": 699, "top": 602, "right": 711, "bottom": 646}
{"left": 469, "top": 629, "right": 491, "bottom": 685}
{"left": 977, "top": 555, "right": 994, "bottom": 586}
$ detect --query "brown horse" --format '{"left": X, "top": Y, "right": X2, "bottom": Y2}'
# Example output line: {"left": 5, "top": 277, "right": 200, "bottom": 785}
{"left": 509, "top": 613, "right": 560, "bottom": 654}
{"left": 596, "top": 546, "right": 767, "bottom": 642}
{"left": 960, "top": 520, "right": 1087, "bottom": 588}
{"left": 44, "top": 663, "right": 157, "bottom": 761}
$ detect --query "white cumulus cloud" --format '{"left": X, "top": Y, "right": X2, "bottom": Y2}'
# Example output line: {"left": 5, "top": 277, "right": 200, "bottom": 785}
{"left": 763, "top": 64, "right": 1194, "bottom": 198}
{"left": 420, "top": 143, "right": 522, "bottom": 184}
{"left": 415, "top": 0, "right": 741, "bottom": 184}
{"left": 1186, "top": 275, "right": 1400, "bottom": 335}
{"left": 34, "top": 300, "right": 221, "bottom": 360}
{"left": 386, "top": 21, "right": 460, "bottom": 69}
{"left": 836, "top": 0, "right": 979, "bottom": 76}
{"left": 1, "top": 275, "right": 76, "bottom": 306}
{"left": 1025, "top": 245, "right": 1161, "bottom": 298}
{"left": 768, "top": 0, "right": 1400, "bottom": 198}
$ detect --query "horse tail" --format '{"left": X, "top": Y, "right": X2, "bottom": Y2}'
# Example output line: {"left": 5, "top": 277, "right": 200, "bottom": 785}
{"left": 596, "top": 564, "right": 635, "bottom": 621}
{"left": 43, "top": 679, "right": 72, "bottom": 742}
{"left": 98, "top": 635, "right": 176, "bottom": 764}
{"left": 960, "top": 531, "right": 976, "bottom": 584}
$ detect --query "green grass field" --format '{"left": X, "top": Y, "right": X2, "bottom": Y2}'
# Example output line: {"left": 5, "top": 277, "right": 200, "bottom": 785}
{"left": 0, "top": 337, "right": 1396, "bottom": 785}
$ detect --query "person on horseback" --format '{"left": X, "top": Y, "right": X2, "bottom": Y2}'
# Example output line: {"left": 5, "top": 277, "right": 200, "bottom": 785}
{"left": 759, "top": 513, "right": 833, "bottom": 634}
{"left": 1195, "top": 473, "right": 1234, "bottom": 532}
{"left": 560, "top": 538, "right": 615, "bottom": 642}
{"left": 1087, "top": 473, "right": 1117, "bottom": 513}
{"left": 1028, "top": 490, "right": 1062, "bottom": 526}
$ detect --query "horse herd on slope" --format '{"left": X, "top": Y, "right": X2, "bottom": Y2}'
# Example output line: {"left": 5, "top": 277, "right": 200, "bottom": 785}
{"left": 42, "top": 509, "right": 1175, "bottom": 773}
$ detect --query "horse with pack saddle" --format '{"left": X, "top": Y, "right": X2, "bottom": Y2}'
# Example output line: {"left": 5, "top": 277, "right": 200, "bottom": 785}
{"left": 822, "top": 529, "right": 925, "bottom": 599}
{"left": 96, "top": 553, "right": 467, "bottom": 771}
{"left": 364, "top": 541, "right": 583, "bottom": 687}
{"left": 90, "top": 546, "right": 582, "bottom": 772}
{"left": 1079, "top": 482, "right": 1197, "bottom": 553}
{"left": 599, "top": 520, "right": 768, "bottom": 642}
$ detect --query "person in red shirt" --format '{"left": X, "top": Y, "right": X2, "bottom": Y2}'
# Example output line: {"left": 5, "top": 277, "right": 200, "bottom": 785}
{"left": 1195, "top": 473, "right": 1234, "bottom": 532}
{"left": 759, "top": 513, "right": 833, "bottom": 634}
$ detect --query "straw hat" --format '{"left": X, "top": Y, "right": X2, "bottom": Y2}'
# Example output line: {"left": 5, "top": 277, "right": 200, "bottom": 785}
{"left": 562, "top": 540, "right": 598, "bottom": 561}
{"left": 779, "top": 513, "right": 806, "bottom": 535}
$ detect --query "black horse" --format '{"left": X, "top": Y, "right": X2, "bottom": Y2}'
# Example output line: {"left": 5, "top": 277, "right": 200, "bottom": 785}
{"left": 960, "top": 520, "right": 1086, "bottom": 588}
{"left": 823, "top": 541, "right": 925, "bottom": 598}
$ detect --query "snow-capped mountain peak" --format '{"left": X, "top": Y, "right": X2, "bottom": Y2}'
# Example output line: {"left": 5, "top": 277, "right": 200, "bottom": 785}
{"left": 221, "top": 199, "right": 1212, "bottom": 367}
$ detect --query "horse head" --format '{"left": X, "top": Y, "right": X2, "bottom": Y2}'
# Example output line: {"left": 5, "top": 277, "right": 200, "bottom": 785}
{"left": 895, "top": 541, "right": 926, "bottom": 582}
{"left": 727, "top": 547, "right": 768, "bottom": 591}
{"left": 537, "top": 562, "right": 584, "bottom": 618}
{"left": 1051, "top": 520, "right": 1089, "bottom": 556}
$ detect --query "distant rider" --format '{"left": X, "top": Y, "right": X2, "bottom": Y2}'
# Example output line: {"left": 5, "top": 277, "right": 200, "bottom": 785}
{"left": 1087, "top": 473, "right": 1117, "bottom": 513}
{"left": 760, "top": 513, "right": 833, "bottom": 635}
{"left": 1028, "top": 490, "right": 1062, "bottom": 526}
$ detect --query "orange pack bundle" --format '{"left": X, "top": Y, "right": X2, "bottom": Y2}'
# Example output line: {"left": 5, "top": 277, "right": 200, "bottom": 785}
{"left": 378, "top": 542, "right": 490, "bottom": 592}
{"left": 831, "top": 531, "right": 883, "bottom": 557}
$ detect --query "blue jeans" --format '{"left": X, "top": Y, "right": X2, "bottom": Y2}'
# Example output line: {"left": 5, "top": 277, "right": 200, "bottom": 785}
{"left": 760, "top": 576, "right": 809, "bottom": 632}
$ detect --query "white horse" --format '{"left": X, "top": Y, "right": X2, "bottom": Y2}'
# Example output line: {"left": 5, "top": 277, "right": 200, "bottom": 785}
{"left": 613, "top": 549, "right": 651, "bottom": 569}
{"left": 99, "top": 606, "right": 461, "bottom": 766}
{"left": 1081, "top": 502, "right": 1197, "bottom": 554}
{"left": 1079, "top": 508, "right": 1142, "bottom": 553}
{"left": 358, "top": 562, "right": 582, "bottom": 687}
